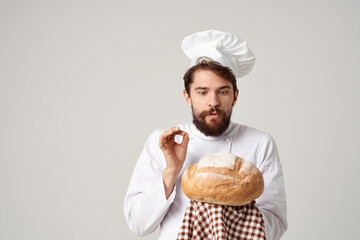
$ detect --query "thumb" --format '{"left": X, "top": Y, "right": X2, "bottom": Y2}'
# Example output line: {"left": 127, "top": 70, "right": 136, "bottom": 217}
{"left": 180, "top": 132, "right": 189, "bottom": 149}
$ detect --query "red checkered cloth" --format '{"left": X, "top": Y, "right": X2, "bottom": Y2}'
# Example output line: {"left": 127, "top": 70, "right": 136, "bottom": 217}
{"left": 177, "top": 200, "right": 266, "bottom": 240}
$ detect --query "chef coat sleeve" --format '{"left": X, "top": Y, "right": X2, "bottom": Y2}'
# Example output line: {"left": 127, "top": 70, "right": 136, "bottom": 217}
{"left": 256, "top": 135, "right": 288, "bottom": 240}
{"left": 123, "top": 130, "right": 176, "bottom": 236}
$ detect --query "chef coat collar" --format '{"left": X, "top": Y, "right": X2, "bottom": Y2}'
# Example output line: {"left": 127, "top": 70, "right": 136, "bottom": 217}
{"left": 190, "top": 121, "right": 236, "bottom": 141}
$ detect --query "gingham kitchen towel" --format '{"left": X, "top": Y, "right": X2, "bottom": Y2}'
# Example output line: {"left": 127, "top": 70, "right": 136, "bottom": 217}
{"left": 177, "top": 200, "right": 266, "bottom": 240}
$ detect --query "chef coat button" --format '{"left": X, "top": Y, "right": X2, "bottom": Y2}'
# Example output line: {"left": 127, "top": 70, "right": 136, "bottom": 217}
{"left": 225, "top": 138, "right": 231, "bottom": 142}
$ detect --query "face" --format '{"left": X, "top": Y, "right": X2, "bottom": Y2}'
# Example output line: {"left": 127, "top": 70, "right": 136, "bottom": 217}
{"left": 183, "top": 69, "right": 239, "bottom": 136}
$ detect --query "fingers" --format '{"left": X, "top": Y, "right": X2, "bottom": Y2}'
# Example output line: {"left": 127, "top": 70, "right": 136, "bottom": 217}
{"left": 159, "top": 127, "right": 177, "bottom": 151}
{"left": 161, "top": 127, "right": 187, "bottom": 140}
{"left": 159, "top": 127, "right": 189, "bottom": 150}
{"left": 159, "top": 127, "right": 178, "bottom": 147}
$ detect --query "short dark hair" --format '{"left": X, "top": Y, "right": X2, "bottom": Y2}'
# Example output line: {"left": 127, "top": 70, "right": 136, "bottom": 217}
{"left": 183, "top": 57, "right": 237, "bottom": 96}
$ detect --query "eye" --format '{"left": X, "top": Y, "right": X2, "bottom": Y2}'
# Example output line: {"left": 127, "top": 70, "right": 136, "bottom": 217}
{"left": 198, "top": 91, "right": 207, "bottom": 95}
{"left": 219, "top": 90, "right": 229, "bottom": 95}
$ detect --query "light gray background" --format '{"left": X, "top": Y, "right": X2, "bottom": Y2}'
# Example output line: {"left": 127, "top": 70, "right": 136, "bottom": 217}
{"left": 1, "top": 0, "right": 359, "bottom": 239}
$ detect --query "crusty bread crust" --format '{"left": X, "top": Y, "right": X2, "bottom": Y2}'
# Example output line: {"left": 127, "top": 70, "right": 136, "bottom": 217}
{"left": 181, "top": 156, "right": 264, "bottom": 206}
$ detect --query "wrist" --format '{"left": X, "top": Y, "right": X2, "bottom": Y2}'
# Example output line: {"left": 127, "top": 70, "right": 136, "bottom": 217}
{"left": 162, "top": 167, "right": 180, "bottom": 185}
{"left": 164, "top": 165, "right": 182, "bottom": 174}
{"left": 162, "top": 167, "right": 181, "bottom": 199}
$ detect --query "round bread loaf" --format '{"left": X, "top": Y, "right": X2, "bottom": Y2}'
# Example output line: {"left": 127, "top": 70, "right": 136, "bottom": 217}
{"left": 181, "top": 152, "right": 264, "bottom": 206}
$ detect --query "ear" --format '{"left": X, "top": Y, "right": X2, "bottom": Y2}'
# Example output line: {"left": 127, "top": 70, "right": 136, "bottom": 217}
{"left": 183, "top": 90, "right": 192, "bottom": 107}
{"left": 232, "top": 89, "right": 239, "bottom": 107}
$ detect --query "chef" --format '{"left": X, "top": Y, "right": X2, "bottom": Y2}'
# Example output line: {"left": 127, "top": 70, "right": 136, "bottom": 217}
{"left": 124, "top": 29, "right": 288, "bottom": 240}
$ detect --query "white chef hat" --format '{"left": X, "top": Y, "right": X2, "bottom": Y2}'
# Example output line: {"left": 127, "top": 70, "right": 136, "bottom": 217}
{"left": 181, "top": 29, "right": 255, "bottom": 78}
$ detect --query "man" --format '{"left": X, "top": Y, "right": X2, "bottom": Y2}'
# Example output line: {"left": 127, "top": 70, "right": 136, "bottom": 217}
{"left": 124, "top": 30, "right": 287, "bottom": 239}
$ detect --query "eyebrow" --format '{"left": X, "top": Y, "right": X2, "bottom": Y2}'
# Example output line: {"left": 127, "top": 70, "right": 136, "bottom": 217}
{"left": 194, "top": 86, "right": 231, "bottom": 91}
{"left": 218, "top": 86, "right": 231, "bottom": 90}
{"left": 194, "top": 87, "right": 208, "bottom": 91}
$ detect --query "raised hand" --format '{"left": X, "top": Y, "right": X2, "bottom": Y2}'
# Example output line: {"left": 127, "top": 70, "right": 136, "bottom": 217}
{"left": 159, "top": 127, "right": 189, "bottom": 199}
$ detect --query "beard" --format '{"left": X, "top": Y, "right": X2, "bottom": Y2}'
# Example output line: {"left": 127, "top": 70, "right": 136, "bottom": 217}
{"left": 192, "top": 106, "right": 232, "bottom": 137}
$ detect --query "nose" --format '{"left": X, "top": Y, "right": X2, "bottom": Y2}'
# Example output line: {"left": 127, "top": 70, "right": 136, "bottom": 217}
{"left": 208, "top": 92, "right": 219, "bottom": 107}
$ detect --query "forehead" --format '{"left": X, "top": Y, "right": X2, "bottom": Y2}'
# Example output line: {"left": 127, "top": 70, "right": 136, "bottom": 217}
{"left": 191, "top": 69, "right": 233, "bottom": 90}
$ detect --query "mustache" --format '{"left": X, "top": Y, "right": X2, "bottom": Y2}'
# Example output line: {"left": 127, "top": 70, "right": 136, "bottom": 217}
{"left": 198, "top": 107, "right": 226, "bottom": 119}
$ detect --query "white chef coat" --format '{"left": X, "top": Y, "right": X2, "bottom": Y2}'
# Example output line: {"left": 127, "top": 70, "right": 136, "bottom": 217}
{"left": 124, "top": 122, "right": 288, "bottom": 240}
